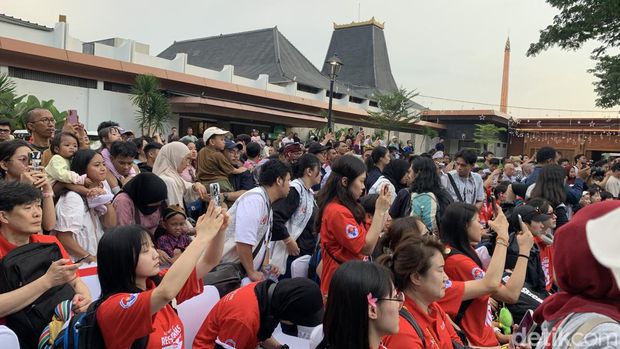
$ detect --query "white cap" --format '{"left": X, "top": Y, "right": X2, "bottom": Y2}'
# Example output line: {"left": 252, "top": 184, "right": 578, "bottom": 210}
{"left": 432, "top": 151, "right": 444, "bottom": 160}
{"left": 586, "top": 207, "right": 620, "bottom": 286}
{"left": 203, "top": 127, "right": 229, "bottom": 143}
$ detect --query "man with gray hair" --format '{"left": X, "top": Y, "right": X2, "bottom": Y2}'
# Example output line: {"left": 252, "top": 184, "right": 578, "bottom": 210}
{"left": 25, "top": 108, "right": 55, "bottom": 152}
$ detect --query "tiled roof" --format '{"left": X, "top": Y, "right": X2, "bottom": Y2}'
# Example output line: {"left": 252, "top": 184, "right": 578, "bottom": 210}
{"left": 0, "top": 13, "right": 53, "bottom": 32}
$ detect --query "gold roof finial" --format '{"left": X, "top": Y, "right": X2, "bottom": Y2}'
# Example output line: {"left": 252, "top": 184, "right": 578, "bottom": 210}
{"left": 334, "top": 17, "right": 385, "bottom": 30}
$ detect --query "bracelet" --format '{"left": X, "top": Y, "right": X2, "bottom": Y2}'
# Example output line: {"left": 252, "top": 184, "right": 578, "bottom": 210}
{"left": 496, "top": 237, "right": 508, "bottom": 246}
{"left": 518, "top": 254, "right": 529, "bottom": 259}
{"left": 496, "top": 241, "right": 508, "bottom": 248}
{"left": 42, "top": 192, "right": 54, "bottom": 198}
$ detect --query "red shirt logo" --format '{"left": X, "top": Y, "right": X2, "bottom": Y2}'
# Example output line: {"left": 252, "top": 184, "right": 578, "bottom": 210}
{"left": 345, "top": 224, "right": 359, "bottom": 239}
{"left": 119, "top": 293, "right": 138, "bottom": 309}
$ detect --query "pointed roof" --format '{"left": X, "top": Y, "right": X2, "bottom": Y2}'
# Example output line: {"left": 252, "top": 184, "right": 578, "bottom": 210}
{"left": 321, "top": 18, "right": 398, "bottom": 97}
{"left": 158, "top": 27, "right": 331, "bottom": 91}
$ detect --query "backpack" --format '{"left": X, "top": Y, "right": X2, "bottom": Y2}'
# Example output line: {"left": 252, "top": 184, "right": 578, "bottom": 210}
{"left": 51, "top": 275, "right": 169, "bottom": 349}
{"left": 399, "top": 307, "right": 468, "bottom": 349}
{"left": 0, "top": 243, "right": 75, "bottom": 349}
{"left": 410, "top": 192, "right": 440, "bottom": 234}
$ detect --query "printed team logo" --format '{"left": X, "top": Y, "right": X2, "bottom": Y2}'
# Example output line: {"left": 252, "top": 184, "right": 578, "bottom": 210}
{"left": 215, "top": 337, "right": 237, "bottom": 349}
{"left": 345, "top": 224, "right": 359, "bottom": 239}
{"left": 471, "top": 267, "right": 485, "bottom": 280}
{"left": 119, "top": 293, "right": 138, "bottom": 309}
{"left": 444, "top": 279, "right": 453, "bottom": 289}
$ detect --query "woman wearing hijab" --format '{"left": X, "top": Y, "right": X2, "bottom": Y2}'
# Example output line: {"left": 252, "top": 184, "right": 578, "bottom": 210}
{"left": 368, "top": 159, "right": 412, "bottom": 205}
{"left": 113, "top": 172, "right": 168, "bottom": 234}
{"left": 193, "top": 278, "right": 323, "bottom": 349}
{"left": 153, "top": 141, "right": 207, "bottom": 211}
{"left": 533, "top": 201, "right": 620, "bottom": 349}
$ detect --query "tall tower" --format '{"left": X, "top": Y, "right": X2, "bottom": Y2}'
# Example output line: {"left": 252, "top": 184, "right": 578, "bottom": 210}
{"left": 500, "top": 37, "right": 510, "bottom": 114}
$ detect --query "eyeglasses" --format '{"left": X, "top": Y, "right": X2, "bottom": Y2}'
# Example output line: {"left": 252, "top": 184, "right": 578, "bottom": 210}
{"left": 0, "top": 129, "right": 10, "bottom": 133}
{"left": 378, "top": 291, "right": 405, "bottom": 310}
{"left": 33, "top": 118, "right": 55, "bottom": 124}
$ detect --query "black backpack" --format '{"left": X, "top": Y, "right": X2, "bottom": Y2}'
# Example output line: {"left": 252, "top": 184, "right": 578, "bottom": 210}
{"left": 0, "top": 243, "right": 75, "bottom": 349}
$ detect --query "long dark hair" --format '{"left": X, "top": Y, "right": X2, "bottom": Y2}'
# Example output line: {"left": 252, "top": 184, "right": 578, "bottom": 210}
{"left": 365, "top": 146, "right": 388, "bottom": 172}
{"left": 410, "top": 156, "right": 442, "bottom": 195}
{"left": 530, "top": 164, "right": 567, "bottom": 206}
{"left": 97, "top": 225, "right": 151, "bottom": 297}
{"left": 292, "top": 153, "right": 320, "bottom": 180}
{"left": 70, "top": 149, "right": 100, "bottom": 175}
{"left": 316, "top": 155, "right": 366, "bottom": 230}
{"left": 439, "top": 202, "right": 483, "bottom": 268}
{"left": 318, "top": 261, "right": 393, "bottom": 349}
{"left": 382, "top": 159, "right": 410, "bottom": 192}
{"left": 378, "top": 235, "right": 445, "bottom": 292}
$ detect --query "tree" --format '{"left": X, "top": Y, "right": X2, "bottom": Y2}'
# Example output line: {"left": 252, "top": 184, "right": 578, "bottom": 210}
{"left": 0, "top": 73, "right": 25, "bottom": 124}
{"left": 364, "top": 88, "right": 421, "bottom": 141}
{"left": 130, "top": 74, "right": 172, "bottom": 136}
{"left": 527, "top": 0, "right": 620, "bottom": 108}
{"left": 473, "top": 124, "right": 506, "bottom": 151}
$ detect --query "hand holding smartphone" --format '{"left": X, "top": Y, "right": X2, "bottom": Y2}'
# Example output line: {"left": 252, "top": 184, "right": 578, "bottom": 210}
{"left": 512, "top": 310, "right": 536, "bottom": 345}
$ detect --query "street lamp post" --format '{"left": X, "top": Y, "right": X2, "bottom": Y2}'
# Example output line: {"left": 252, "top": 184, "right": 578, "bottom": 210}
{"left": 326, "top": 54, "right": 343, "bottom": 132}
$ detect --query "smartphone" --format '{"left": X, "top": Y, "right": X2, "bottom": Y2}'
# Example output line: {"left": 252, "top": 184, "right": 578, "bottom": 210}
{"left": 210, "top": 183, "right": 221, "bottom": 207}
{"left": 517, "top": 214, "right": 525, "bottom": 233}
{"left": 29, "top": 151, "right": 42, "bottom": 171}
{"left": 68, "top": 109, "right": 78, "bottom": 124}
{"left": 73, "top": 255, "right": 89, "bottom": 264}
{"left": 513, "top": 310, "right": 536, "bottom": 344}
{"left": 491, "top": 196, "right": 498, "bottom": 218}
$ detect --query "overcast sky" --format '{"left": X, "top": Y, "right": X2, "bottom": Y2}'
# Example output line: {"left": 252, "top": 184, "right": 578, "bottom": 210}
{"left": 3, "top": 0, "right": 617, "bottom": 118}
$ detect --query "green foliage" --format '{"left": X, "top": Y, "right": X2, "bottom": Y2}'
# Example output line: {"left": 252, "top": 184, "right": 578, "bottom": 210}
{"left": 473, "top": 124, "right": 506, "bottom": 151}
{"left": 527, "top": 0, "right": 620, "bottom": 107}
{"left": 130, "top": 74, "right": 172, "bottom": 136}
{"left": 365, "top": 88, "right": 421, "bottom": 141}
{"left": 0, "top": 73, "right": 26, "bottom": 126}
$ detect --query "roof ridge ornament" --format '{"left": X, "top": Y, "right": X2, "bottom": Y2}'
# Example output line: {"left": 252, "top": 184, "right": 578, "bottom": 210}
{"left": 333, "top": 17, "right": 385, "bottom": 30}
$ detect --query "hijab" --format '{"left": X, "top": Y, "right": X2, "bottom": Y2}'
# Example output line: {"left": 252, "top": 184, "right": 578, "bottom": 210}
{"left": 121, "top": 172, "right": 167, "bottom": 215}
{"left": 254, "top": 278, "right": 324, "bottom": 341}
{"left": 382, "top": 159, "right": 411, "bottom": 192}
{"left": 533, "top": 201, "right": 620, "bottom": 324}
{"left": 153, "top": 142, "right": 190, "bottom": 207}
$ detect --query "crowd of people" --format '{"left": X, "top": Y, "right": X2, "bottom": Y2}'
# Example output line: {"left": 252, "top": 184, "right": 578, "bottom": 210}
{"left": 0, "top": 110, "right": 619, "bottom": 349}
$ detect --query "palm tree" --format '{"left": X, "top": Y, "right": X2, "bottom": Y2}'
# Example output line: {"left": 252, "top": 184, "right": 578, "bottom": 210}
{"left": 130, "top": 74, "right": 172, "bottom": 136}
{"left": 0, "top": 73, "right": 25, "bottom": 124}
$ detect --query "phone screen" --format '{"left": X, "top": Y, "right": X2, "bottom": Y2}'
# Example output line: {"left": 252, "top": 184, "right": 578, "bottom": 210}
{"left": 210, "top": 183, "right": 221, "bottom": 207}
{"left": 29, "top": 151, "right": 42, "bottom": 171}
{"left": 513, "top": 310, "right": 535, "bottom": 344}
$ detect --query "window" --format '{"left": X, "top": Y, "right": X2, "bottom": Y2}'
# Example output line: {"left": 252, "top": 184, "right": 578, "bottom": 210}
{"left": 8, "top": 67, "right": 97, "bottom": 89}
{"left": 103, "top": 81, "right": 131, "bottom": 93}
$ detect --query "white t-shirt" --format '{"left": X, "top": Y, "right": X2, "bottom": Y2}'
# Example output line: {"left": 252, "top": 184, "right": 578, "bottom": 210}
{"left": 53, "top": 182, "right": 111, "bottom": 259}
{"left": 605, "top": 175, "right": 620, "bottom": 198}
{"left": 221, "top": 188, "right": 272, "bottom": 271}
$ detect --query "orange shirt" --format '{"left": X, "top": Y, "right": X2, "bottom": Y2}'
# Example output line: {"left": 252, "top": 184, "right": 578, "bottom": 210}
{"left": 193, "top": 282, "right": 261, "bottom": 349}
{"left": 443, "top": 251, "right": 499, "bottom": 347}
{"left": 97, "top": 269, "right": 203, "bottom": 349}
{"left": 384, "top": 296, "right": 463, "bottom": 348}
{"left": 319, "top": 200, "right": 368, "bottom": 297}
{"left": 0, "top": 234, "right": 70, "bottom": 326}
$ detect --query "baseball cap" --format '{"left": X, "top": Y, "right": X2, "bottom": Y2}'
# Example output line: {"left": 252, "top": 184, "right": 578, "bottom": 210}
{"left": 121, "top": 129, "right": 134, "bottom": 136}
{"left": 203, "top": 127, "right": 229, "bottom": 142}
{"left": 432, "top": 151, "right": 444, "bottom": 160}
{"left": 510, "top": 204, "right": 551, "bottom": 225}
{"left": 586, "top": 205, "right": 620, "bottom": 286}
{"left": 224, "top": 139, "right": 243, "bottom": 150}
{"left": 307, "top": 142, "right": 328, "bottom": 154}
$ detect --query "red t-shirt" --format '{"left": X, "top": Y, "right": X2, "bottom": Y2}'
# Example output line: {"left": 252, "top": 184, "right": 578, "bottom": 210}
{"left": 534, "top": 236, "right": 555, "bottom": 292}
{"left": 97, "top": 268, "right": 203, "bottom": 349}
{"left": 193, "top": 282, "right": 261, "bottom": 349}
{"left": 384, "top": 297, "right": 463, "bottom": 348}
{"left": 319, "top": 200, "right": 368, "bottom": 297}
{"left": 0, "top": 234, "right": 71, "bottom": 326}
{"left": 436, "top": 279, "right": 466, "bottom": 318}
{"left": 443, "top": 250, "right": 498, "bottom": 347}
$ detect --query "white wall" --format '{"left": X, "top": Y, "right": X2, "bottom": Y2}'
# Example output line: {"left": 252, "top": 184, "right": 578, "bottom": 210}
{"left": 9, "top": 74, "right": 137, "bottom": 132}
